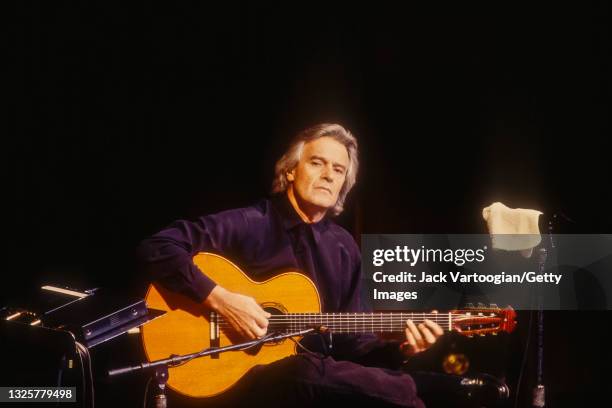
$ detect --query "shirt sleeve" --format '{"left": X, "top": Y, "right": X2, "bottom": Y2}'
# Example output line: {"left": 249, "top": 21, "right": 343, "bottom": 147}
{"left": 330, "top": 238, "right": 406, "bottom": 369}
{"left": 136, "top": 208, "right": 250, "bottom": 303}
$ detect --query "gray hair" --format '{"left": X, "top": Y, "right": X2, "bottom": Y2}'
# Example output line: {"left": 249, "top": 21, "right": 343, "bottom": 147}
{"left": 271, "top": 123, "right": 359, "bottom": 216}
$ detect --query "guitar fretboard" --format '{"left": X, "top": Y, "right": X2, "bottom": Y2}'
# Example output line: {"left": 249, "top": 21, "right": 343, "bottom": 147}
{"left": 266, "top": 312, "right": 454, "bottom": 333}
{"left": 215, "top": 312, "right": 462, "bottom": 333}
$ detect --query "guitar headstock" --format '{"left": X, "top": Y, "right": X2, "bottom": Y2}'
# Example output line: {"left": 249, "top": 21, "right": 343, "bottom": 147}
{"left": 450, "top": 304, "right": 517, "bottom": 337}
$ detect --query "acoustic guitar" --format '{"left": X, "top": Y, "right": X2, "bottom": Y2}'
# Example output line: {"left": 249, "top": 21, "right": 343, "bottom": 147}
{"left": 142, "top": 252, "right": 517, "bottom": 399}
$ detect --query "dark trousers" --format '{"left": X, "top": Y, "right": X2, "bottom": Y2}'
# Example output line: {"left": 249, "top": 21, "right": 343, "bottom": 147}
{"left": 206, "top": 353, "right": 425, "bottom": 408}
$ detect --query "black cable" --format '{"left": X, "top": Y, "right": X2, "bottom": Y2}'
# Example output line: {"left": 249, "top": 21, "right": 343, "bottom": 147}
{"left": 289, "top": 335, "right": 327, "bottom": 377}
{"left": 290, "top": 335, "right": 327, "bottom": 360}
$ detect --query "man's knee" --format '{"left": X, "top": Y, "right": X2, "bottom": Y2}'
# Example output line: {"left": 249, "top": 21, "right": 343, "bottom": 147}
{"left": 242, "top": 354, "right": 424, "bottom": 407}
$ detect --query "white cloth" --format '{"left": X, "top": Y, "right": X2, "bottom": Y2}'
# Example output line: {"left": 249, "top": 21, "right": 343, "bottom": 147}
{"left": 482, "top": 202, "right": 543, "bottom": 256}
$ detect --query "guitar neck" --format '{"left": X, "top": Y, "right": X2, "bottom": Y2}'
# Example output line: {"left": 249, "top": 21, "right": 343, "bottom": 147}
{"left": 267, "top": 312, "right": 454, "bottom": 334}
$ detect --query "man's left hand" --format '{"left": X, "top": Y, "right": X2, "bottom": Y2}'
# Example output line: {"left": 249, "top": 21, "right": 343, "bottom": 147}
{"left": 401, "top": 311, "right": 444, "bottom": 357}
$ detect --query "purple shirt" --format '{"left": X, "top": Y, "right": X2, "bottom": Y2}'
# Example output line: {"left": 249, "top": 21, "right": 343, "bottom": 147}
{"left": 137, "top": 194, "right": 404, "bottom": 367}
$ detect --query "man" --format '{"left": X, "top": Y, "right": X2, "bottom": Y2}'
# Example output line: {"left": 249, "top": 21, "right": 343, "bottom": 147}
{"left": 138, "top": 124, "right": 443, "bottom": 407}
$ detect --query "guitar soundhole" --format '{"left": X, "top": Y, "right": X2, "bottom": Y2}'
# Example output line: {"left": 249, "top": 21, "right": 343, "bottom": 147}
{"left": 263, "top": 305, "right": 284, "bottom": 315}
{"left": 264, "top": 305, "right": 286, "bottom": 335}
{"left": 252, "top": 304, "right": 287, "bottom": 350}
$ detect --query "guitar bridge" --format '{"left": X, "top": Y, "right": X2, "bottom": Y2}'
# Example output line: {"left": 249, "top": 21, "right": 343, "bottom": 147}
{"left": 210, "top": 311, "right": 220, "bottom": 358}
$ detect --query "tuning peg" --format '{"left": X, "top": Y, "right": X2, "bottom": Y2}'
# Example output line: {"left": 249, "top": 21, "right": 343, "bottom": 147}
{"left": 491, "top": 332, "right": 497, "bottom": 336}
{"left": 489, "top": 303, "right": 499, "bottom": 309}
{"left": 465, "top": 303, "right": 474, "bottom": 309}
{"left": 479, "top": 333, "right": 486, "bottom": 337}
{"left": 477, "top": 302, "right": 485, "bottom": 308}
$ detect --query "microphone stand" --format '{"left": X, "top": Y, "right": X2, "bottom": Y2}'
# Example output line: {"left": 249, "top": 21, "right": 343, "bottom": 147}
{"left": 108, "top": 328, "right": 317, "bottom": 408}
{"left": 532, "top": 247, "right": 546, "bottom": 408}
{"left": 532, "top": 217, "right": 556, "bottom": 408}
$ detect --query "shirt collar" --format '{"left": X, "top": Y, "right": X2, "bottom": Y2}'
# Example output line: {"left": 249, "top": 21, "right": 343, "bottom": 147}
{"left": 271, "top": 193, "right": 330, "bottom": 242}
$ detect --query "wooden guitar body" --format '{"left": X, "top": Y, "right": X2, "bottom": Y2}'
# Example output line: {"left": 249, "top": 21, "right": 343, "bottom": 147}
{"left": 142, "top": 253, "right": 320, "bottom": 398}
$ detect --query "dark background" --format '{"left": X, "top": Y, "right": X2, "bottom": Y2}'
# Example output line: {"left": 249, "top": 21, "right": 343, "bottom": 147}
{"left": 5, "top": 2, "right": 611, "bottom": 407}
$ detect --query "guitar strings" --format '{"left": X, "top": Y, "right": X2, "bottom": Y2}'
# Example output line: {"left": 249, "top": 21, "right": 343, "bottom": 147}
{"left": 216, "top": 313, "right": 501, "bottom": 331}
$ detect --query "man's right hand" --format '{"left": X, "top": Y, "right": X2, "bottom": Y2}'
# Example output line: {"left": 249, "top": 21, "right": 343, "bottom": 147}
{"left": 204, "top": 285, "right": 271, "bottom": 340}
